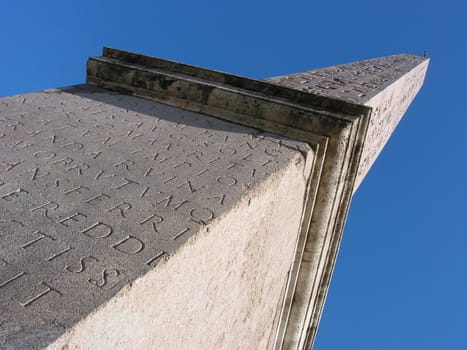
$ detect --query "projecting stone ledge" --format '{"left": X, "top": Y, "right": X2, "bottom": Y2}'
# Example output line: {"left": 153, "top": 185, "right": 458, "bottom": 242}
{"left": 0, "top": 48, "right": 428, "bottom": 350}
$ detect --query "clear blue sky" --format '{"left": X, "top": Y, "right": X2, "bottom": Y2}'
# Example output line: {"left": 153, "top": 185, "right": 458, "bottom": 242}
{"left": 1, "top": 1, "right": 465, "bottom": 349}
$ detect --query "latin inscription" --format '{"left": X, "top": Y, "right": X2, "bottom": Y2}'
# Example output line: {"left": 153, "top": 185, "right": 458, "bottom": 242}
{"left": 0, "top": 87, "right": 308, "bottom": 337}
{"left": 266, "top": 54, "right": 426, "bottom": 103}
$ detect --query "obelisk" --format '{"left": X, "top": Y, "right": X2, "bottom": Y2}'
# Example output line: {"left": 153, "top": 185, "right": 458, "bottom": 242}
{"left": 0, "top": 48, "right": 428, "bottom": 350}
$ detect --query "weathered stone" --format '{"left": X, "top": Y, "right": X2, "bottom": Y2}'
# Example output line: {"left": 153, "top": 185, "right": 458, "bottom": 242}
{"left": 0, "top": 48, "right": 428, "bottom": 350}
{"left": 266, "top": 54, "right": 429, "bottom": 188}
{"left": 0, "top": 86, "right": 311, "bottom": 349}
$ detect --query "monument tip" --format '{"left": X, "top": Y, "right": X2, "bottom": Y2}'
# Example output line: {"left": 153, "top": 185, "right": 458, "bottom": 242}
{"left": 265, "top": 54, "right": 429, "bottom": 188}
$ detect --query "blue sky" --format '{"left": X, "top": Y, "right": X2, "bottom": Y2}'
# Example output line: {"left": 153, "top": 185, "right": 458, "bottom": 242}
{"left": 1, "top": 1, "right": 466, "bottom": 348}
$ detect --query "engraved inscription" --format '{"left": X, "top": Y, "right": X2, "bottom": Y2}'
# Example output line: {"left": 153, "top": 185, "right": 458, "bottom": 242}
{"left": 266, "top": 54, "right": 425, "bottom": 103}
{"left": 0, "top": 86, "right": 309, "bottom": 344}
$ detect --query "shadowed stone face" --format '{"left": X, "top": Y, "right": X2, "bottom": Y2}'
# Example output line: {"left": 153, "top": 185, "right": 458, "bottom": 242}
{"left": 0, "top": 87, "right": 311, "bottom": 349}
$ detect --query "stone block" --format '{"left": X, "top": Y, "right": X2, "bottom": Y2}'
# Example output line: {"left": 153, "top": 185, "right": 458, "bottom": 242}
{"left": 0, "top": 86, "right": 311, "bottom": 349}
{"left": 0, "top": 48, "right": 428, "bottom": 349}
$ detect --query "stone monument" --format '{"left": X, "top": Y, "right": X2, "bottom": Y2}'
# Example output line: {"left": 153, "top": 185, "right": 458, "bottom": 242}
{"left": 0, "top": 48, "right": 428, "bottom": 350}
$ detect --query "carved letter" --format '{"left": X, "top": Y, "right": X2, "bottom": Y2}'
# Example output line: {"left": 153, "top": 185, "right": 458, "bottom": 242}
{"left": 64, "top": 185, "right": 89, "bottom": 195}
{"left": 88, "top": 269, "right": 120, "bottom": 289}
{"left": 125, "top": 130, "right": 144, "bottom": 140}
{"left": 218, "top": 147, "right": 236, "bottom": 155}
{"left": 0, "top": 272, "right": 26, "bottom": 289}
{"left": 265, "top": 149, "right": 281, "bottom": 157}
{"left": 146, "top": 251, "right": 167, "bottom": 266}
{"left": 176, "top": 180, "right": 205, "bottom": 194}
{"left": 187, "top": 150, "right": 203, "bottom": 161}
{"left": 162, "top": 176, "right": 177, "bottom": 184}
{"left": 46, "top": 247, "right": 72, "bottom": 261}
{"left": 140, "top": 186, "right": 162, "bottom": 198}
{"left": 80, "top": 222, "right": 113, "bottom": 239}
{"left": 190, "top": 208, "right": 215, "bottom": 225}
{"left": 66, "top": 163, "right": 90, "bottom": 175}
{"left": 62, "top": 141, "right": 84, "bottom": 151}
{"left": 84, "top": 151, "right": 102, "bottom": 159}
{"left": 242, "top": 153, "right": 253, "bottom": 161}
{"left": 20, "top": 231, "right": 55, "bottom": 248}
{"left": 34, "top": 151, "right": 56, "bottom": 160}
{"left": 112, "top": 235, "right": 145, "bottom": 254}
{"left": 208, "top": 157, "right": 220, "bottom": 164}
{"left": 65, "top": 256, "right": 99, "bottom": 273}
{"left": 113, "top": 159, "right": 135, "bottom": 170}
{"left": 107, "top": 202, "right": 132, "bottom": 218}
{"left": 173, "top": 161, "right": 192, "bottom": 169}
{"left": 262, "top": 159, "right": 277, "bottom": 167}
{"left": 19, "top": 282, "right": 62, "bottom": 307}
{"left": 9, "top": 140, "right": 32, "bottom": 150}
{"left": 146, "top": 152, "right": 169, "bottom": 163}
{"left": 195, "top": 168, "right": 208, "bottom": 176}
{"left": 155, "top": 195, "right": 189, "bottom": 211}
{"left": 1, "top": 188, "right": 28, "bottom": 201}
{"left": 0, "top": 219, "right": 24, "bottom": 228}
{"left": 19, "top": 167, "right": 49, "bottom": 181}
{"left": 31, "top": 201, "right": 59, "bottom": 219}
{"left": 216, "top": 176, "right": 237, "bottom": 186}
{"left": 172, "top": 227, "right": 190, "bottom": 240}
{"left": 96, "top": 136, "right": 119, "bottom": 145}
{"left": 84, "top": 193, "right": 111, "bottom": 204}
{"left": 52, "top": 157, "right": 74, "bottom": 166}
{"left": 57, "top": 212, "right": 87, "bottom": 227}
{"left": 226, "top": 161, "right": 243, "bottom": 170}
{"left": 94, "top": 169, "right": 116, "bottom": 180}
{"left": 139, "top": 214, "right": 163, "bottom": 233}
{"left": 240, "top": 141, "right": 258, "bottom": 150}
{"left": 208, "top": 194, "right": 226, "bottom": 205}
{"left": 113, "top": 178, "right": 139, "bottom": 190}
{"left": 0, "top": 160, "right": 22, "bottom": 171}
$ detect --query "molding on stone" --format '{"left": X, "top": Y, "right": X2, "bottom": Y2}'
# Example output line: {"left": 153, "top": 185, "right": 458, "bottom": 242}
{"left": 86, "top": 48, "right": 427, "bottom": 349}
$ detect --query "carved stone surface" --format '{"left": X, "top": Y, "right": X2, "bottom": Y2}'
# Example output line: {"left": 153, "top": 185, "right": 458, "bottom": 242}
{"left": 0, "top": 48, "right": 428, "bottom": 350}
{"left": 85, "top": 48, "right": 427, "bottom": 350}
{"left": 0, "top": 86, "right": 312, "bottom": 349}
{"left": 265, "top": 54, "right": 425, "bottom": 103}
{"left": 266, "top": 54, "right": 429, "bottom": 188}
